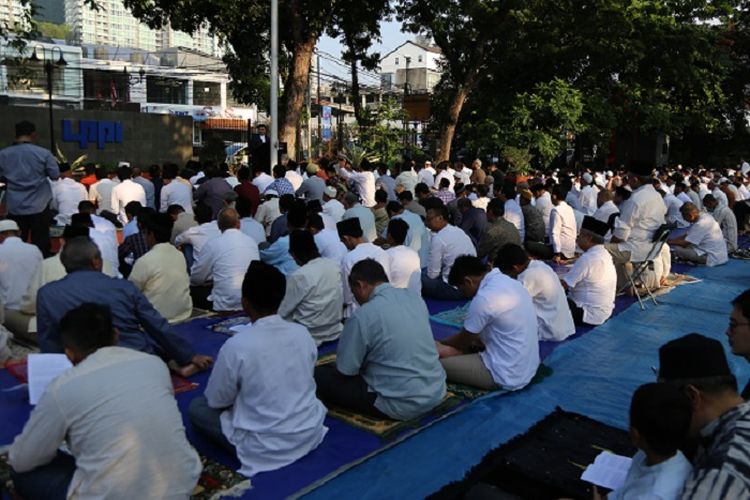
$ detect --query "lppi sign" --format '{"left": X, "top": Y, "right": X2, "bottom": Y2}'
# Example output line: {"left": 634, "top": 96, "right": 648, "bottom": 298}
{"left": 61, "top": 119, "right": 124, "bottom": 150}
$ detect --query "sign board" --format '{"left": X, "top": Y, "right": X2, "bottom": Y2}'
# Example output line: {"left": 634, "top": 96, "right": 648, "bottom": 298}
{"left": 321, "top": 105, "right": 332, "bottom": 141}
{"left": 61, "top": 119, "right": 123, "bottom": 150}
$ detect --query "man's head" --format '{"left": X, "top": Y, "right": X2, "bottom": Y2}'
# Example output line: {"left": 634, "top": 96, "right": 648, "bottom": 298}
{"left": 613, "top": 186, "right": 631, "bottom": 206}
{"left": 62, "top": 224, "right": 89, "bottom": 244}
{"left": 494, "top": 244, "right": 530, "bottom": 279}
{"left": 15, "top": 120, "right": 36, "bottom": 140}
{"left": 306, "top": 213, "right": 325, "bottom": 235}
{"left": 167, "top": 204, "right": 186, "bottom": 220}
{"left": 337, "top": 217, "right": 364, "bottom": 250}
{"left": 272, "top": 164, "right": 286, "bottom": 179}
{"left": 658, "top": 333, "right": 739, "bottom": 436}
{"left": 550, "top": 184, "right": 566, "bottom": 205}
{"left": 132, "top": 166, "right": 143, "bottom": 178}
{"left": 59, "top": 303, "right": 117, "bottom": 365}
{"left": 425, "top": 203, "right": 449, "bottom": 232}
{"left": 577, "top": 216, "right": 608, "bottom": 250}
{"left": 60, "top": 236, "right": 103, "bottom": 273}
{"left": 289, "top": 229, "right": 320, "bottom": 265}
{"left": 77, "top": 200, "right": 96, "bottom": 216}
{"left": 702, "top": 194, "right": 718, "bottom": 212}
{"left": 342, "top": 192, "right": 359, "bottom": 210}
{"left": 257, "top": 124, "right": 267, "bottom": 136}
{"left": 217, "top": 207, "right": 240, "bottom": 232}
{"left": 448, "top": 255, "right": 489, "bottom": 299}
{"left": 144, "top": 213, "right": 174, "bottom": 247}
{"left": 374, "top": 189, "right": 388, "bottom": 207}
{"left": 59, "top": 162, "right": 72, "bottom": 178}
{"left": 162, "top": 163, "right": 178, "bottom": 181}
{"left": 415, "top": 182, "right": 431, "bottom": 200}
{"left": 287, "top": 200, "right": 308, "bottom": 231}
{"left": 597, "top": 189, "right": 613, "bottom": 208}
{"left": 386, "top": 218, "right": 409, "bottom": 247}
{"left": 323, "top": 186, "right": 337, "bottom": 202}
{"left": 728, "top": 289, "right": 750, "bottom": 360}
{"left": 241, "top": 261, "right": 285, "bottom": 320}
{"left": 486, "top": 198, "right": 505, "bottom": 223}
{"left": 386, "top": 201, "right": 404, "bottom": 218}
{"left": 0, "top": 219, "right": 20, "bottom": 243}
{"left": 117, "top": 165, "right": 132, "bottom": 182}
{"left": 627, "top": 161, "right": 653, "bottom": 189}
{"left": 397, "top": 190, "right": 414, "bottom": 205}
{"left": 457, "top": 197, "right": 473, "bottom": 213}
{"left": 629, "top": 383, "right": 692, "bottom": 457}
{"left": 679, "top": 202, "right": 700, "bottom": 224}
{"left": 124, "top": 201, "right": 142, "bottom": 221}
{"left": 348, "top": 259, "right": 389, "bottom": 305}
{"left": 194, "top": 203, "right": 213, "bottom": 225}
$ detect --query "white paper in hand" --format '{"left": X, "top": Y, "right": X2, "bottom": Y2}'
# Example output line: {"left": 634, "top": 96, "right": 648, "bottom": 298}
{"left": 28, "top": 353, "right": 72, "bottom": 405}
{"left": 581, "top": 451, "right": 632, "bottom": 490}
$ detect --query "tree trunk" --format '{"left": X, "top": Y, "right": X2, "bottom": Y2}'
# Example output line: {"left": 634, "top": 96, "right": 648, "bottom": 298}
{"left": 280, "top": 36, "right": 316, "bottom": 160}
{"left": 436, "top": 81, "right": 473, "bottom": 162}
{"left": 350, "top": 56, "right": 364, "bottom": 125}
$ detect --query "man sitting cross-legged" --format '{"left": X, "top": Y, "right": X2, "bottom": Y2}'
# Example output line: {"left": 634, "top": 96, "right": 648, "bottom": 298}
{"left": 436, "top": 256, "right": 539, "bottom": 391}
{"left": 495, "top": 244, "right": 575, "bottom": 342}
{"left": 278, "top": 230, "right": 344, "bottom": 345}
{"left": 189, "top": 261, "right": 328, "bottom": 477}
{"left": 668, "top": 202, "right": 728, "bottom": 267}
{"left": 9, "top": 303, "right": 201, "bottom": 499}
{"left": 562, "top": 216, "right": 617, "bottom": 326}
{"left": 314, "top": 259, "right": 446, "bottom": 420}
{"left": 37, "top": 236, "right": 211, "bottom": 376}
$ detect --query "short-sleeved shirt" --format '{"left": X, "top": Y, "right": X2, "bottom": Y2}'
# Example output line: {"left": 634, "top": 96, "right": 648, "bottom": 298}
{"left": 519, "top": 260, "right": 575, "bottom": 342}
{"left": 0, "top": 142, "right": 60, "bottom": 214}
{"left": 563, "top": 244, "right": 617, "bottom": 325}
{"left": 685, "top": 213, "right": 728, "bottom": 267}
{"left": 336, "top": 284, "right": 446, "bottom": 420}
{"left": 463, "top": 269, "right": 539, "bottom": 390}
{"left": 610, "top": 450, "right": 692, "bottom": 500}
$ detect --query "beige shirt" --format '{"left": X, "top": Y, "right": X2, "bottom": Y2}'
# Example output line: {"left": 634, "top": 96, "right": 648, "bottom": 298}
{"left": 129, "top": 243, "right": 193, "bottom": 323}
{"left": 9, "top": 347, "right": 201, "bottom": 499}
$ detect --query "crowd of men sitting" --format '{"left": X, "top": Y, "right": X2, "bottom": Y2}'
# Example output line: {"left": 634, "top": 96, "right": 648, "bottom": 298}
{"left": 0, "top": 120, "right": 749, "bottom": 498}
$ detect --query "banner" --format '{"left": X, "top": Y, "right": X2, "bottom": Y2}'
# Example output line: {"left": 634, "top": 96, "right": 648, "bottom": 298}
{"left": 322, "top": 105, "right": 332, "bottom": 141}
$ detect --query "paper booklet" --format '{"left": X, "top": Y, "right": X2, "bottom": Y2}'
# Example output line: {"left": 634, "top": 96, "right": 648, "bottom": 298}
{"left": 27, "top": 353, "right": 73, "bottom": 405}
{"left": 580, "top": 451, "right": 632, "bottom": 491}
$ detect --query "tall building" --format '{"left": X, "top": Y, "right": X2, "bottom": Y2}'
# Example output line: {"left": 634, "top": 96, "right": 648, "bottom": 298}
{"left": 0, "top": 0, "right": 29, "bottom": 30}
{"left": 64, "top": 0, "right": 221, "bottom": 56}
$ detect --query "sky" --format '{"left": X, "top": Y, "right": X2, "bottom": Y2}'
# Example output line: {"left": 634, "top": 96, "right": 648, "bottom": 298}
{"left": 315, "top": 19, "right": 412, "bottom": 85}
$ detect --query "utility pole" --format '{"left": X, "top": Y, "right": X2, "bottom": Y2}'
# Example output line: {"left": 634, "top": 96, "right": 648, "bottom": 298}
{"left": 46, "top": 61, "right": 54, "bottom": 151}
{"left": 316, "top": 52, "right": 321, "bottom": 151}
{"left": 270, "top": 0, "right": 279, "bottom": 168}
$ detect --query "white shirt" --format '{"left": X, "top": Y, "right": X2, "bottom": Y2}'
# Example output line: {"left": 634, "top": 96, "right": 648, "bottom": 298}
{"left": 9, "top": 347, "right": 201, "bottom": 499}
{"left": 240, "top": 217, "right": 267, "bottom": 245}
{"left": 418, "top": 168, "right": 435, "bottom": 188}
{"left": 111, "top": 179, "right": 147, "bottom": 225}
{"left": 503, "top": 198, "right": 525, "bottom": 241}
{"left": 129, "top": 243, "right": 193, "bottom": 323}
{"left": 395, "top": 170, "right": 419, "bottom": 195}
{"left": 322, "top": 198, "right": 346, "bottom": 222}
{"left": 427, "top": 224, "right": 477, "bottom": 282}
{"left": 174, "top": 221, "right": 221, "bottom": 262}
{"left": 314, "top": 229, "right": 348, "bottom": 266}
{"left": 386, "top": 245, "right": 422, "bottom": 296}
{"left": 677, "top": 191, "right": 692, "bottom": 204}
{"left": 189, "top": 171, "right": 205, "bottom": 185}
{"left": 564, "top": 244, "right": 617, "bottom": 325}
{"left": 549, "top": 202, "right": 577, "bottom": 258}
{"left": 255, "top": 198, "right": 281, "bottom": 236}
{"left": 611, "top": 450, "right": 692, "bottom": 500}
{"left": 252, "top": 172, "right": 275, "bottom": 193}
{"left": 711, "top": 205, "right": 738, "bottom": 253}
{"left": 160, "top": 180, "right": 194, "bottom": 214}
{"left": 91, "top": 214, "right": 117, "bottom": 240}
{"left": 341, "top": 242, "right": 391, "bottom": 317}
{"left": 89, "top": 227, "right": 119, "bottom": 276}
{"left": 205, "top": 315, "right": 328, "bottom": 477}
{"left": 190, "top": 229, "right": 259, "bottom": 311}
{"left": 712, "top": 187, "right": 729, "bottom": 210}
{"left": 278, "top": 257, "right": 343, "bottom": 345}
{"left": 285, "top": 170, "right": 304, "bottom": 191}
{"left": 613, "top": 184, "right": 667, "bottom": 262}
{"left": 344, "top": 171, "right": 377, "bottom": 208}
{"left": 593, "top": 200, "right": 619, "bottom": 225}
{"left": 392, "top": 210, "right": 432, "bottom": 267}
{"left": 578, "top": 185, "right": 598, "bottom": 216}
{"left": 464, "top": 269, "right": 539, "bottom": 390}
{"left": 88, "top": 178, "right": 118, "bottom": 214}
{"left": 535, "top": 192, "right": 554, "bottom": 231}
{"left": 343, "top": 203, "right": 378, "bottom": 242}
{"left": 0, "top": 236, "right": 42, "bottom": 310}
{"left": 742, "top": 161, "right": 750, "bottom": 176}
{"left": 434, "top": 170, "right": 455, "bottom": 191}
{"left": 663, "top": 192, "right": 687, "bottom": 227}
{"left": 51, "top": 178, "right": 87, "bottom": 225}
{"left": 519, "top": 260, "right": 576, "bottom": 341}
{"left": 685, "top": 213, "right": 728, "bottom": 267}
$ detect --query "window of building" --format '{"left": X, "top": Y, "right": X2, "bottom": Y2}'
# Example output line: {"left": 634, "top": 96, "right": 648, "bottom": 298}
{"left": 395, "top": 57, "right": 399, "bottom": 65}
{"left": 3, "top": 59, "right": 67, "bottom": 96}
{"left": 193, "top": 81, "right": 221, "bottom": 106}
{"left": 418, "top": 55, "right": 423, "bottom": 63}
{"left": 380, "top": 73, "right": 393, "bottom": 90}
{"left": 83, "top": 69, "right": 130, "bottom": 103}
{"left": 146, "top": 76, "right": 187, "bottom": 104}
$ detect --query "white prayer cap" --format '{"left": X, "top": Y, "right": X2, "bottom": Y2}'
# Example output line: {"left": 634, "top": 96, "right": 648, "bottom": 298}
{"left": 0, "top": 220, "right": 19, "bottom": 232}
{"left": 727, "top": 169, "right": 735, "bottom": 176}
{"left": 324, "top": 186, "right": 337, "bottom": 198}
{"left": 582, "top": 173, "right": 593, "bottom": 184}
{"left": 117, "top": 161, "right": 131, "bottom": 168}
{"left": 606, "top": 170, "right": 614, "bottom": 177}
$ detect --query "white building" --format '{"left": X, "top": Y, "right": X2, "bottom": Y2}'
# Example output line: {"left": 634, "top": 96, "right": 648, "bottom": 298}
{"left": 378, "top": 40, "right": 442, "bottom": 93}
{"left": 0, "top": 0, "right": 29, "bottom": 30}
{"left": 64, "top": 0, "right": 221, "bottom": 57}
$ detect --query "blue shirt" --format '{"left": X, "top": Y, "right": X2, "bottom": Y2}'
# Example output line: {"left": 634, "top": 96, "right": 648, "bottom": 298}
{"left": 260, "top": 235, "right": 299, "bottom": 275}
{"left": 0, "top": 142, "right": 60, "bottom": 214}
{"left": 36, "top": 270, "right": 194, "bottom": 365}
{"left": 336, "top": 284, "right": 446, "bottom": 420}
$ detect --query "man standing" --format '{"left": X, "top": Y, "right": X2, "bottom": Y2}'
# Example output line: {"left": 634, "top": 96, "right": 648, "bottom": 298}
{"left": 111, "top": 165, "right": 147, "bottom": 225}
{"left": 437, "top": 256, "right": 539, "bottom": 390}
{"left": 315, "top": 259, "right": 446, "bottom": 420}
{"left": 658, "top": 334, "right": 750, "bottom": 498}
{"left": 131, "top": 166, "right": 155, "bottom": 209}
{"left": 0, "top": 121, "right": 60, "bottom": 256}
{"left": 159, "top": 163, "right": 193, "bottom": 214}
{"left": 51, "top": 163, "right": 88, "bottom": 226}
{"left": 9, "top": 304, "right": 201, "bottom": 499}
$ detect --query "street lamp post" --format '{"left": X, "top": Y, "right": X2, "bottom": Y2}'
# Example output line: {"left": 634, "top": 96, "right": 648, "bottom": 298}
{"left": 30, "top": 45, "right": 67, "bottom": 152}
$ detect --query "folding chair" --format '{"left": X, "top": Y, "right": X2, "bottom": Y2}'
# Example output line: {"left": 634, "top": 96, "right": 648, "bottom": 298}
{"left": 619, "top": 224, "right": 672, "bottom": 310}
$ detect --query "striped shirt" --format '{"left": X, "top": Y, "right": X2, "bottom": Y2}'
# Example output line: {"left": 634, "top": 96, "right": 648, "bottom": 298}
{"left": 682, "top": 401, "right": 750, "bottom": 499}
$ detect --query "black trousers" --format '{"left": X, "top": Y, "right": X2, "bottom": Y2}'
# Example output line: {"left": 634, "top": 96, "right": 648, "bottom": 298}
{"left": 567, "top": 298, "right": 596, "bottom": 326}
{"left": 733, "top": 200, "right": 750, "bottom": 231}
{"left": 9, "top": 207, "right": 51, "bottom": 257}
{"left": 314, "top": 364, "right": 389, "bottom": 419}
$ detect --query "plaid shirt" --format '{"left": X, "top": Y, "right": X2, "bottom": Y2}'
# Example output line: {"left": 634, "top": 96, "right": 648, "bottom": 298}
{"left": 118, "top": 231, "right": 150, "bottom": 268}
{"left": 265, "top": 178, "right": 295, "bottom": 196}
{"left": 435, "top": 188, "right": 456, "bottom": 205}
{"left": 682, "top": 400, "right": 750, "bottom": 499}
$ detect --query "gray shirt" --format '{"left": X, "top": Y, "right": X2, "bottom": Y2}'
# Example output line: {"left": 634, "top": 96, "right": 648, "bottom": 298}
{"left": 296, "top": 175, "right": 326, "bottom": 202}
{"left": 336, "top": 284, "right": 446, "bottom": 420}
{"left": 133, "top": 176, "right": 155, "bottom": 209}
{"left": 0, "top": 142, "right": 60, "bottom": 214}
